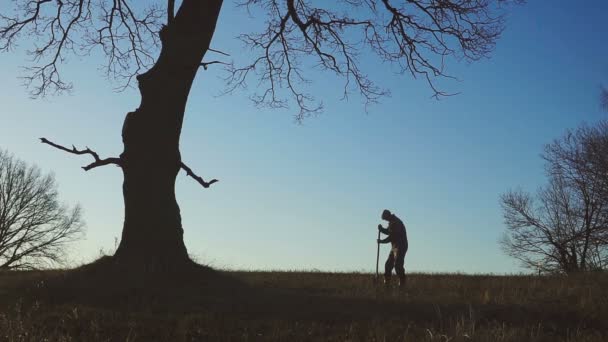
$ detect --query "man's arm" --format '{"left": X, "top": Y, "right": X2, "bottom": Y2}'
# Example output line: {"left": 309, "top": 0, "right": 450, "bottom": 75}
{"left": 378, "top": 224, "right": 390, "bottom": 235}
{"left": 377, "top": 236, "right": 391, "bottom": 244}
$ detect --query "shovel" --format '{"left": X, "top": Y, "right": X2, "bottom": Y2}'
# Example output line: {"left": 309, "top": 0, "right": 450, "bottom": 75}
{"left": 375, "top": 229, "right": 380, "bottom": 282}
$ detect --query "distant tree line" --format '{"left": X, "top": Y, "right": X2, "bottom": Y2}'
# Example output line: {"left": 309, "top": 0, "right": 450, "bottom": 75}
{"left": 501, "top": 94, "right": 608, "bottom": 274}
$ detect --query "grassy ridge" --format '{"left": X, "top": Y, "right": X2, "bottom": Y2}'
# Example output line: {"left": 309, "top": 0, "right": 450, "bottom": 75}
{"left": 0, "top": 269, "right": 606, "bottom": 341}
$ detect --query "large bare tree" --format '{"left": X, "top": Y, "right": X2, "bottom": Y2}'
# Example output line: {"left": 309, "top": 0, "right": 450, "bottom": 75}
{"left": 1, "top": 0, "right": 521, "bottom": 271}
{"left": 501, "top": 122, "right": 608, "bottom": 274}
{"left": 0, "top": 149, "right": 84, "bottom": 270}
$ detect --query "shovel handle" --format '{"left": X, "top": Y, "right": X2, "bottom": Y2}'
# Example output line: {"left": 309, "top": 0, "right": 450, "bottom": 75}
{"left": 376, "top": 230, "right": 381, "bottom": 278}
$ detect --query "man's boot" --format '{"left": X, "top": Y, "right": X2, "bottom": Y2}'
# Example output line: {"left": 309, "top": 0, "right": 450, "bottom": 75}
{"left": 383, "top": 275, "right": 391, "bottom": 289}
{"left": 398, "top": 275, "right": 406, "bottom": 290}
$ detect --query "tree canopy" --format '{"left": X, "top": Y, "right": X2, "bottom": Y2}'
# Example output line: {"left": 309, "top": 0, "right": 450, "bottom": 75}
{"left": 1, "top": 0, "right": 521, "bottom": 120}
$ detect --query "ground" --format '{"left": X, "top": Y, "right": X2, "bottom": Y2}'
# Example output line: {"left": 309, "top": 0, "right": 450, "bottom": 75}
{"left": 0, "top": 260, "right": 606, "bottom": 341}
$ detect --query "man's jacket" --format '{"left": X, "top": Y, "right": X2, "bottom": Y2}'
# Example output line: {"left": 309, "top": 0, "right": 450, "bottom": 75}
{"left": 380, "top": 215, "right": 408, "bottom": 249}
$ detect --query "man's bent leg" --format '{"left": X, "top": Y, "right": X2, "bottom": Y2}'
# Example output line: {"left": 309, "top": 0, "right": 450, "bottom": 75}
{"left": 384, "top": 252, "right": 395, "bottom": 286}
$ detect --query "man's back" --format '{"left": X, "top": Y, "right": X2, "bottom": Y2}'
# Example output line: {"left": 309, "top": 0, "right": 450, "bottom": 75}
{"left": 388, "top": 215, "right": 408, "bottom": 249}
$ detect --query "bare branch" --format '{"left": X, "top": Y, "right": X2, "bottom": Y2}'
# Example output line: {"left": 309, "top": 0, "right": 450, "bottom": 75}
{"left": 208, "top": 48, "right": 230, "bottom": 57}
{"left": 230, "top": 0, "right": 520, "bottom": 120}
{"left": 40, "top": 138, "right": 122, "bottom": 171}
{"left": 180, "top": 162, "right": 218, "bottom": 189}
{"left": 3, "top": 1, "right": 521, "bottom": 118}
{"left": 1, "top": 0, "right": 164, "bottom": 96}
{"left": 200, "top": 60, "right": 229, "bottom": 70}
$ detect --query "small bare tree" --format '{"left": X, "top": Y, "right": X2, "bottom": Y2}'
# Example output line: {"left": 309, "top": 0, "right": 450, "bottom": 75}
{"left": 0, "top": 149, "right": 84, "bottom": 270}
{"left": 501, "top": 122, "right": 608, "bottom": 274}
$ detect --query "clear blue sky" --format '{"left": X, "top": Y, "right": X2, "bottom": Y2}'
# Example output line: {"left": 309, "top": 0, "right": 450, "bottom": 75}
{"left": 1, "top": 1, "right": 606, "bottom": 273}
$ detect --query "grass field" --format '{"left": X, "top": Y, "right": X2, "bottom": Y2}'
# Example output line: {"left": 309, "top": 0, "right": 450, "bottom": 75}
{"left": 0, "top": 262, "right": 606, "bottom": 341}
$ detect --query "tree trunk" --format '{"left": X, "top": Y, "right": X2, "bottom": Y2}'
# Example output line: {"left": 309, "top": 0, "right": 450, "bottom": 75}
{"left": 113, "top": 0, "right": 224, "bottom": 270}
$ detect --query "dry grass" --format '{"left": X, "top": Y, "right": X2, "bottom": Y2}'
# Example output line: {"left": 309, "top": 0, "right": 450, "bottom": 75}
{"left": 0, "top": 264, "right": 606, "bottom": 341}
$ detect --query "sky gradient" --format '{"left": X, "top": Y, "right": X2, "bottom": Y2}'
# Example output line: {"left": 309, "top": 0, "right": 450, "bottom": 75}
{"left": 1, "top": 0, "right": 607, "bottom": 273}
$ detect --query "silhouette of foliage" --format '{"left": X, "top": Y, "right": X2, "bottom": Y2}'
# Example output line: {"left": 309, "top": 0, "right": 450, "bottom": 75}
{"left": 0, "top": 149, "right": 84, "bottom": 270}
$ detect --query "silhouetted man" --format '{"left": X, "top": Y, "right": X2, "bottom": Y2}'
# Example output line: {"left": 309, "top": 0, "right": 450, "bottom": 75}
{"left": 377, "top": 209, "right": 408, "bottom": 289}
